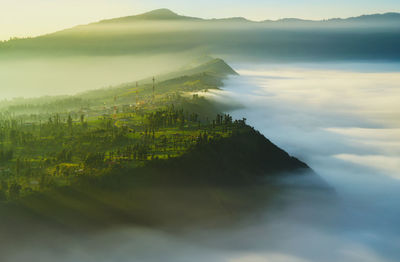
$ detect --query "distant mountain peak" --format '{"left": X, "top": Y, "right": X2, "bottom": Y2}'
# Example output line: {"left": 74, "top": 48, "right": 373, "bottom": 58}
{"left": 99, "top": 8, "right": 200, "bottom": 23}
{"left": 138, "top": 8, "right": 179, "bottom": 18}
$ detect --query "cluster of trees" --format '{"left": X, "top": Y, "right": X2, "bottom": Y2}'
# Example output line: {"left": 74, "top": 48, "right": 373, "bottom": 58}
{"left": 56, "top": 149, "right": 73, "bottom": 162}
{"left": 0, "top": 93, "right": 247, "bottom": 202}
{"left": 85, "top": 152, "right": 106, "bottom": 167}
{"left": 147, "top": 105, "right": 189, "bottom": 130}
{"left": 108, "top": 144, "right": 150, "bottom": 161}
{"left": 212, "top": 113, "right": 233, "bottom": 130}
{"left": 0, "top": 149, "right": 13, "bottom": 162}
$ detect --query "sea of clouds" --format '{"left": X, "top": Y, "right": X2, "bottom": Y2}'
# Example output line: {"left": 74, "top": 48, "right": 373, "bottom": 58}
{"left": 2, "top": 62, "right": 400, "bottom": 262}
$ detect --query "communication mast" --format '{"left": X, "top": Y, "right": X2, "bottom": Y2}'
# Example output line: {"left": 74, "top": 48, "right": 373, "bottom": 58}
{"left": 113, "top": 95, "right": 118, "bottom": 119}
{"left": 152, "top": 76, "right": 155, "bottom": 99}
{"left": 136, "top": 82, "right": 139, "bottom": 105}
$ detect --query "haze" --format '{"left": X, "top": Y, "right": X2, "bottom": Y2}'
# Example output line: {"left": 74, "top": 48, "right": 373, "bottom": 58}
{"left": 1, "top": 3, "right": 400, "bottom": 262}
{"left": 2, "top": 62, "right": 399, "bottom": 262}
{"left": 0, "top": 54, "right": 194, "bottom": 100}
{"left": 2, "top": 0, "right": 400, "bottom": 40}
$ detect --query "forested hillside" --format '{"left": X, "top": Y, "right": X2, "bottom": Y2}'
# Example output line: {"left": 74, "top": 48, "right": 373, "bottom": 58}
{"left": 0, "top": 57, "right": 323, "bottom": 230}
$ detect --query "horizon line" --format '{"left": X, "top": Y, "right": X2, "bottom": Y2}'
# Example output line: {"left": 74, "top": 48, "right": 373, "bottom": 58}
{"left": 105, "top": 8, "right": 400, "bottom": 23}
{"left": 1, "top": 8, "right": 400, "bottom": 42}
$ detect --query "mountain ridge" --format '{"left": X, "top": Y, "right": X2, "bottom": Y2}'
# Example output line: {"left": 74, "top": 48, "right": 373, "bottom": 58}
{"left": 2, "top": 9, "right": 400, "bottom": 42}
{"left": 96, "top": 8, "right": 400, "bottom": 25}
{"left": 1, "top": 9, "right": 400, "bottom": 62}
{"left": 98, "top": 8, "right": 202, "bottom": 23}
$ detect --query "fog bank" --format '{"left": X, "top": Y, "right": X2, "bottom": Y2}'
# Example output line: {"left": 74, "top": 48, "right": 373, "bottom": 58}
{"left": 1, "top": 62, "right": 400, "bottom": 262}
{"left": 219, "top": 62, "right": 400, "bottom": 261}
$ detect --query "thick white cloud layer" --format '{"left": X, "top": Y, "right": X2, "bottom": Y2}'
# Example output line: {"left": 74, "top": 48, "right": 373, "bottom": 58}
{"left": 2, "top": 62, "right": 400, "bottom": 262}
{"left": 218, "top": 63, "right": 400, "bottom": 261}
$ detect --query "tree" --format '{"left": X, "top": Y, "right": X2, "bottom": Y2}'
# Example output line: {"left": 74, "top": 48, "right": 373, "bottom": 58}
{"left": 67, "top": 114, "right": 73, "bottom": 130}
{"left": 84, "top": 152, "right": 105, "bottom": 167}
{"left": 80, "top": 114, "right": 88, "bottom": 129}
{"left": 9, "top": 183, "right": 21, "bottom": 199}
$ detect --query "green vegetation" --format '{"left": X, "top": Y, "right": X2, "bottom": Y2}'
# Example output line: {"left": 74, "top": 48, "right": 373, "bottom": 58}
{"left": 0, "top": 58, "right": 312, "bottom": 228}
{"left": 0, "top": 58, "right": 243, "bottom": 199}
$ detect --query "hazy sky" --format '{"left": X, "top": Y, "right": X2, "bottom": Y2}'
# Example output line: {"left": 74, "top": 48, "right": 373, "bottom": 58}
{"left": 1, "top": 0, "right": 400, "bottom": 41}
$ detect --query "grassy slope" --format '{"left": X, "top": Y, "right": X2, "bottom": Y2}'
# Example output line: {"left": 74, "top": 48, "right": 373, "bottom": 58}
{"left": 0, "top": 57, "right": 235, "bottom": 113}
{"left": 0, "top": 58, "right": 325, "bottom": 231}
{"left": 8, "top": 127, "right": 311, "bottom": 231}
{"left": 0, "top": 58, "right": 240, "bottom": 194}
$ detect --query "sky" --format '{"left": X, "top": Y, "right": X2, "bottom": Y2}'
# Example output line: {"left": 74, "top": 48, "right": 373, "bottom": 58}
{"left": 1, "top": 0, "right": 400, "bottom": 41}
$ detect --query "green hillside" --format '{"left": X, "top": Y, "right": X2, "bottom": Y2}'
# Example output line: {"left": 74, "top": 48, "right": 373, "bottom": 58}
{"left": 0, "top": 57, "right": 237, "bottom": 113}
{"left": 0, "top": 57, "right": 323, "bottom": 230}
